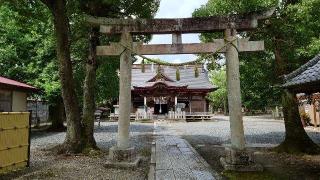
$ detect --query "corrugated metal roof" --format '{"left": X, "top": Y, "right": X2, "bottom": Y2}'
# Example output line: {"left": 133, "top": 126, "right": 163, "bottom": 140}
{"left": 132, "top": 66, "right": 217, "bottom": 90}
{"left": 283, "top": 54, "right": 320, "bottom": 87}
{"left": 0, "top": 76, "right": 37, "bottom": 91}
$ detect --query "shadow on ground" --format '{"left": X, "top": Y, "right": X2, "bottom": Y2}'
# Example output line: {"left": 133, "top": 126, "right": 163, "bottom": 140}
{"left": 183, "top": 133, "right": 320, "bottom": 180}
{"left": 94, "top": 123, "right": 154, "bottom": 133}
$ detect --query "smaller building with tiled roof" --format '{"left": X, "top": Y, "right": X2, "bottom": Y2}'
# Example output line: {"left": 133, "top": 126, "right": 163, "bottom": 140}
{"left": 283, "top": 54, "right": 320, "bottom": 93}
{"left": 283, "top": 54, "right": 320, "bottom": 127}
{"left": 0, "top": 76, "right": 37, "bottom": 112}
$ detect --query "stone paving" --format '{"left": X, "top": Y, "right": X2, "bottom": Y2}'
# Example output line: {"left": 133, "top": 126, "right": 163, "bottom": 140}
{"left": 153, "top": 121, "right": 220, "bottom": 180}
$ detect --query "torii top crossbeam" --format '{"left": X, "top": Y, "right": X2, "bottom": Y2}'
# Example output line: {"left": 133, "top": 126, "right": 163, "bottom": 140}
{"left": 86, "top": 8, "right": 275, "bottom": 56}
{"left": 86, "top": 8, "right": 275, "bottom": 34}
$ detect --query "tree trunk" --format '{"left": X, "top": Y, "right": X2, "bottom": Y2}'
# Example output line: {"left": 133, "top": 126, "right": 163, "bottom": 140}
{"left": 81, "top": 27, "right": 99, "bottom": 150}
{"left": 41, "top": 0, "right": 83, "bottom": 153}
{"left": 223, "top": 97, "right": 228, "bottom": 116}
{"left": 274, "top": 39, "right": 286, "bottom": 77}
{"left": 275, "top": 90, "right": 320, "bottom": 154}
{"left": 49, "top": 97, "right": 66, "bottom": 131}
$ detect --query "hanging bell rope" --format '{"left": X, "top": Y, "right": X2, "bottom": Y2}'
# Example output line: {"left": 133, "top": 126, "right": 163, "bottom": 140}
{"left": 176, "top": 67, "right": 180, "bottom": 81}
{"left": 194, "top": 64, "right": 199, "bottom": 78}
{"left": 141, "top": 59, "right": 145, "bottom": 73}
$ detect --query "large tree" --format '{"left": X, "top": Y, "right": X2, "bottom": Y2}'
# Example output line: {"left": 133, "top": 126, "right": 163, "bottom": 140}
{"left": 78, "top": 0, "right": 160, "bottom": 150}
{"left": 277, "top": 90, "right": 320, "bottom": 154}
{"left": 39, "top": 0, "right": 160, "bottom": 152}
{"left": 193, "top": 0, "right": 320, "bottom": 154}
{"left": 39, "top": 0, "right": 83, "bottom": 153}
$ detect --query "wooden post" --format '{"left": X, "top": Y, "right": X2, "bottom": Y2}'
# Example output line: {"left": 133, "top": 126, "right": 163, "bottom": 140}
{"left": 175, "top": 96, "right": 178, "bottom": 111}
{"left": 318, "top": 102, "right": 320, "bottom": 128}
{"left": 314, "top": 100, "right": 318, "bottom": 128}
{"left": 27, "top": 111, "right": 32, "bottom": 167}
{"left": 189, "top": 96, "right": 192, "bottom": 114}
{"left": 117, "top": 32, "right": 133, "bottom": 149}
{"left": 144, "top": 96, "right": 147, "bottom": 118}
{"left": 225, "top": 29, "right": 245, "bottom": 150}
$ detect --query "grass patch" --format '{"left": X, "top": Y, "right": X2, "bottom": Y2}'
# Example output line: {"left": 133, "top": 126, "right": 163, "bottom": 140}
{"left": 222, "top": 171, "right": 279, "bottom": 180}
{"left": 83, "top": 148, "right": 104, "bottom": 158}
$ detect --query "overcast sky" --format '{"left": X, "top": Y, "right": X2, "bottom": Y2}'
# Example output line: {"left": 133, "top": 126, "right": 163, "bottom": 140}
{"left": 144, "top": 0, "right": 208, "bottom": 63}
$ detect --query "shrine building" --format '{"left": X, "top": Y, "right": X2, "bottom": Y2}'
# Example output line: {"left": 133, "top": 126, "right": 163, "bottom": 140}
{"left": 129, "top": 64, "right": 217, "bottom": 117}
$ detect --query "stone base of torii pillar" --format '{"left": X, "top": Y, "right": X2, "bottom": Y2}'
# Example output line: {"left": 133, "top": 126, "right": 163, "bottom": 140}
{"left": 105, "top": 147, "right": 141, "bottom": 169}
{"left": 220, "top": 147, "right": 263, "bottom": 172}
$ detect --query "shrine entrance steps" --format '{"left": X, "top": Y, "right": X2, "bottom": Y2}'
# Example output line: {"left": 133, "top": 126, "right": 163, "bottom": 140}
{"left": 149, "top": 121, "right": 220, "bottom": 180}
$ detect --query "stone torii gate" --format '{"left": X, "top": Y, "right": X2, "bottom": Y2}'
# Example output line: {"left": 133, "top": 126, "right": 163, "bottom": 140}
{"left": 87, "top": 9, "right": 274, "bottom": 170}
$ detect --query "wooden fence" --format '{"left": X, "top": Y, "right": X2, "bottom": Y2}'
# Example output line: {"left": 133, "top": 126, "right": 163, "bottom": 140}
{"left": 0, "top": 112, "right": 30, "bottom": 174}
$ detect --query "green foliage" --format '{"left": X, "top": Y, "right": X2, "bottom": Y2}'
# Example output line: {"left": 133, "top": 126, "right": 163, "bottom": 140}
{"left": 284, "top": 0, "right": 320, "bottom": 58}
{"left": 0, "top": 2, "right": 59, "bottom": 102}
{"left": 95, "top": 57, "right": 120, "bottom": 105}
{"left": 193, "top": 0, "right": 320, "bottom": 110}
{"left": 239, "top": 53, "right": 281, "bottom": 109}
{"left": 193, "top": 0, "right": 277, "bottom": 17}
{"left": 80, "top": 0, "right": 159, "bottom": 18}
{"left": 207, "top": 68, "right": 227, "bottom": 110}
{"left": 0, "top": 0, "right": 160, "bottom": 108}
{"left": 78, "top": 0, "right": 160, "bottom": 105}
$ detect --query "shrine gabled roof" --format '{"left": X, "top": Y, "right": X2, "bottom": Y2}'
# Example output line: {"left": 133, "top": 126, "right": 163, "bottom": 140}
{"left": 0, "top": 76, "right": 38, "bottom": 92}
{"left": 146, "top": 72, "right": 174, "bottom": 82}
{"left": 132, "top": 66, "right": 217, "bottom": 91}
{"left": 283, "top": 54, "right": 320, "bottom": 88}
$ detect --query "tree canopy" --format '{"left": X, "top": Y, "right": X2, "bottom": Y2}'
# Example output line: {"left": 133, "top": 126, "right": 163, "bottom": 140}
{"left": 194, "top": 0, "right": 320, "bottom": 110}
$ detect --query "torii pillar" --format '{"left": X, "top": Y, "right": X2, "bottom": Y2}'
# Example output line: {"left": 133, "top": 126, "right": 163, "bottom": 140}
{"left": 108, "top": 32, "right": 141, "bottom": 166}
{"left": 225, "top": 29, "right": 245, "bottom": 150}
{"left": 220, "top": 28, "right": 263, "bottom": 171}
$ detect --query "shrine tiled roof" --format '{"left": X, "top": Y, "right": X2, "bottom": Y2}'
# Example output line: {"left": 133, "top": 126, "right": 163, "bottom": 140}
{"left": 0, "top": 76, "right": 38, "bottom": 92}
{"left": 131, "top": 66, "right": 217, "bottom": 91}
{"left": 283, "top": 54, "right": 320, "bottom": 87}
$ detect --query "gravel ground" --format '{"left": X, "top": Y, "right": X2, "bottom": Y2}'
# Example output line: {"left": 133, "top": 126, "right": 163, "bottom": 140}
{"left": 31, "top": 122, "right": 154, "bottom": 150}
{"left": 157, "top": 115, "right": 320, "bottom": 146}
{"left": 1, "top": 122, "right": 154, "bottom": 180}
{"left": 2, "top": 116, "right": 320, "bottom": 179}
